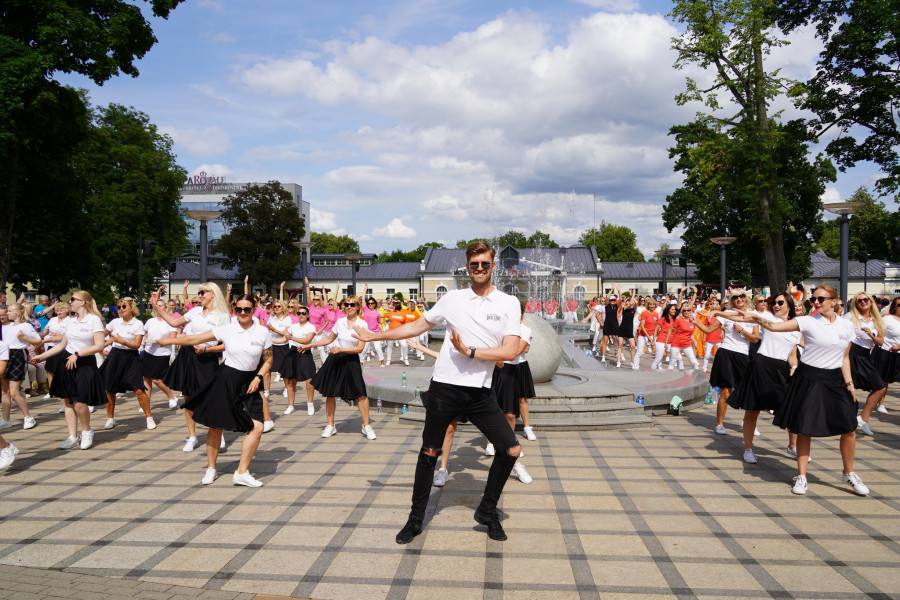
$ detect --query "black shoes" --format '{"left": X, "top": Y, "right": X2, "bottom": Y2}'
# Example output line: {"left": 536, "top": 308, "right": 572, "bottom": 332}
{"left": 474, "top": 509, "right": 507, "bottom": 541}
{"left": 396, "top": 515, "right": 424, "bottom": 544}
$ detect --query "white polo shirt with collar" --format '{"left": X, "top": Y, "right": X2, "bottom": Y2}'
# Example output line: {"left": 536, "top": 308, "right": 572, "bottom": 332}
{"left": 423, "top": 286, "right": 521, "bottom": 388}
{"left": 212, "top": 322, "right": 273, "bottom": 372}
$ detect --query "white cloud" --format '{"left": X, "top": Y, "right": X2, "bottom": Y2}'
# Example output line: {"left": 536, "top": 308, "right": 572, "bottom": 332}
{"left": 311, "top": 208, "right": 341, "bottom": 232}
{"left": 372, "top": 218, "right": 417, "bottom": 238}
{"left": 821, "top": 187, "right": 842, "bottom": 205}
{"left": 576, "top": 0, "right": 640, "bottom": 12}
{"left": 160, "top": 125, "right": 232, "bottom": 157}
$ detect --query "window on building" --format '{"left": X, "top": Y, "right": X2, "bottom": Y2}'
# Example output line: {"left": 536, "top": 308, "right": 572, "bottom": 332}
{"left": 386, "top": 288, "right": 395, "bottom": 298}
{"left": 409, "top": 289, "right": 418, "bottom": 301}
{"left": 574, "top": 285, "right": 586, "bottom": 301}
{"left": 436, "top": 285, "right": 447, "bottom": 299}
{"left": 503, "top": 284, "right": 518, "bottom": 297}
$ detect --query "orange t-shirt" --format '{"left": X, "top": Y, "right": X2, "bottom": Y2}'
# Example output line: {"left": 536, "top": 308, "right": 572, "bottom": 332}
{"left": 655, "top": 319, "right": 673, "bottom": 344}
{"left": 639, "top": 310, "right": 658, "bottom": 337}
{"left": 388, "top": 310, "right": 407, "bottom": 329}
{"left": 669, "top": 318, "right": 695, "bottom": 348}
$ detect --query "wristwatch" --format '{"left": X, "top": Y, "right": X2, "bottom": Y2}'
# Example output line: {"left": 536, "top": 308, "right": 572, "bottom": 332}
{"left": 469, "top": 346, "right": 476, "bottom": 359}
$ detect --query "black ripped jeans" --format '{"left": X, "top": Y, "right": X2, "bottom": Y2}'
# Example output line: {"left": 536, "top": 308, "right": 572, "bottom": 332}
{"left": 409, "top": 379, "right": 520, "bottom": 519}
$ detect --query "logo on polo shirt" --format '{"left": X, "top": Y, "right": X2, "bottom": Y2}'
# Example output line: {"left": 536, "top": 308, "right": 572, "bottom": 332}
{"left": 486, "top": 313, "right": 501, "bottom": 322}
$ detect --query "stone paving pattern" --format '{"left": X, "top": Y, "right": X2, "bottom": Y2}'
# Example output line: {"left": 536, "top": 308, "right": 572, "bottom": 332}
{"left": 0, "top": 371, "right": 898, "bottom": 599}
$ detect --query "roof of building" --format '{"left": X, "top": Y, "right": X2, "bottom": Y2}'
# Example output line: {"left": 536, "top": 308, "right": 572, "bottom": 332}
{"left": 171, "top": 259, "right": 421, "bottom": 282}
{"left": 808, "top": 249, "right": 890, "bottom": 279}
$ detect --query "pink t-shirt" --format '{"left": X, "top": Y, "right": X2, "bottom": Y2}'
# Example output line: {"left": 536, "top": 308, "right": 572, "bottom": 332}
{"left": 308, "top": 306, "right": 328, "bottom": 331}
{"left": 361, "top": 306, "right": 381, "bottom": 332}
{"left": 254, "top": 306, "right": 269, "bottom": 324}
{"left": 323, "top": 307, "right": 339, "bottom": 332}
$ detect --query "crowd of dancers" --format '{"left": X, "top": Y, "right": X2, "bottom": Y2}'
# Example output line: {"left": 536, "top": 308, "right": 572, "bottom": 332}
{"left": 0, "top": 262, "right": 894, "bottom": 541}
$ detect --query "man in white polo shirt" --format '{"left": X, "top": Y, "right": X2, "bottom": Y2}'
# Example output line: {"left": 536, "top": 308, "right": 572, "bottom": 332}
{"left": 354, "top": 241, "right": 522, "bottom": 544}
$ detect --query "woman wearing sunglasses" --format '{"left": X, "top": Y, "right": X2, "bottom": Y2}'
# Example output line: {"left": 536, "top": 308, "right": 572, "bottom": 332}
{"left": 98, "top": 297, "right": 156, "bottom": 430}
{"left": 149, "top": 294, "right": 273, "bottom": 487}
{"left": 744, "top": 286, "right": 869, "bottom": 496}
{"left": 150, "top": 284, "right": 229, "bottom": 453}
{"left": 0, "top": 303, "right": 39, "bottom": 430}
{"left": 142, "top": 299, "right": 179, "bottom": 411}
{"left": 361, "top": 284, "right": 385, "bottom": 366}
{"left": 299, "top": 295, "right": 376, "bottom": 440}
{"left": 871, "top": 297, "right": 900, "bottom": 417}
{"left": 266, "top": 298, "right": 293, "bottom": 398}
{"left": 845, "top": 292, "right": 887, "bottom": 436}
{"left": 279, "top": 304, "right": 318, "bottom": 415}
{"left": 693, "top": 289, "right": 759, "bottom": 435}
{"left": 714, "top": 293, "right": 801, "bottom": 463}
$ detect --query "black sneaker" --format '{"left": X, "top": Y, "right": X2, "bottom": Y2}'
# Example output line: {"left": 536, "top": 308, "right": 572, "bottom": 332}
{"left": 474, "top": 509, "right": 507, "bottom": 541}
{"left": 395, "top": 515, "right": 424, "bottom": 544}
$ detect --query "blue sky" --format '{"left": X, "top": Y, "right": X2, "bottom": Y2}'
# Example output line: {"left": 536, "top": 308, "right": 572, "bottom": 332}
{"left": 64, "top": 0, "right": 884, "bottom": 256}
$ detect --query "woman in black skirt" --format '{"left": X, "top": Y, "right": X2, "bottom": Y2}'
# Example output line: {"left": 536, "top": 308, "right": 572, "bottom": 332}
{"left": 33, "top": 291, "right": 108, "bottom": 450}
{"left": 745, "top": 285, "right": 870, "bottom": 496}
{"left": 150, "top": 284, "right": 229, "bottom": 453}
{"left": 268, "top": 305, "right": 317, "bottom": 416}
{"left": 142, "top": 298, "right": 179, "bottom": 410}
{"left": 693, "top": 289, "right": 758, "bottom": 435}
{"left": 149, "top": 295, "right": 273, "bottom": 487}
{"left": 299, "top": 295, "right": 375, "bottom": 440}
{"left": 871, "top": 297, "right": 900, "bottom": 416}
{"left": 0, "top": 304, "right": 39, "bottom": 430}
{"left": 40, "top": 303, "right": 69, "bottom": 393}
{"left": 99, "top": 297, "right": 155, "bottom": 430}
{"left": 844, "top": 292, "right": 887, "bottom": 436}
{"left": 715, "top": 293, "right": 800, "bottom": 463}
{"left": 615, "top": 295, "right": 636, "bottom": 369}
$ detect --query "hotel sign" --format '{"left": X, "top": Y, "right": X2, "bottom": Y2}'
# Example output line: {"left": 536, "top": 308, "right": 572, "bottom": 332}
{"left": 181, "top": 173, "right": 247, "bottom": 194}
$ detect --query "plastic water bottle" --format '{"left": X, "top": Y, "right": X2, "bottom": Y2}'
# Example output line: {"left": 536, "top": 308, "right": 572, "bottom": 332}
{"left": 585, "top": 348, "right": 593, "bottom": 358}
{"left": 636, "top": 392, "right": 645, "bottom": 405}
{"left": 401, "top": 404, "right": 408, "bottom": 414}
{"left": 376, "top": 397, "right": 382, "bottom": 414}
{"left": 706, "top": 387, "right": 713, "bottom": 405}
{"left": 401, "top": 371, "right": 407, "bottom": 388}
{"left": 713, "top": 387, "right": 720, "bottom": 405}
{"left": 415, "top": 386, "right": 421, "bottom": 402}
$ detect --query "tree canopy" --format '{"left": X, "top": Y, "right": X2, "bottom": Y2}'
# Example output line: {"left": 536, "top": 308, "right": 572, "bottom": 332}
{"left": 455, "top": 230, "right": 560, "bottom": 250}
{"left": 817, "top": 187, "right": 900, "bottom": 262}
{"left": 578, "top": 223, "right": 644, "bottom": 262}
{"left": 217, "top": 182, "right": 306, "bottom": 293}
{"left": 377, "top": 242, "right": 444, "bottom": 263}
{"left": 310, "top": 232, "right": 360, "bottom": 255}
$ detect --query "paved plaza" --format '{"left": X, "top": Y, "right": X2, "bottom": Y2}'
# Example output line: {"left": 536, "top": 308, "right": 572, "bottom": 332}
{"left": 0, "top": 377, "right": 898, "bottom": 600}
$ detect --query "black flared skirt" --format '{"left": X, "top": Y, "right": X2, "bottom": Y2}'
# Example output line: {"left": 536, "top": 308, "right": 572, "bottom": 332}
{"left": 49, "top": 351, "right": 107, "bottom": 406}
{"left": 516, "top": 361, "right": 536, "bottom": 399}
{"left": 312, "top": 352, "right": 366, "bottom": 400}
{"left": 45, "top": 349, "right": 64, "bottom": 375}
{"left": 272, "top": 344, "right": 291, "bottom": 374}
{"left": 183, "top": 364, "right": 263, "bottom": 433}
{"left": 3, "top": 348, "right": 27, "bottom": 382}
{"left": 282, "top": 348, "right": 316, "bottom": 381}
{"left": 709, "top": 348, "right": 749, "bottom": 390}
{"left": 164, "top": 348, "right": 219, "bottom": 396}
{"left": 849, "top": 343, "right": 885, "bottom": 392}
{"left": 773, "top": 362, "right": 858, "bottom": 437}
{"left": 872, "top": 346, "right": 900, "bottom": 384}
{"left": 491, "top": 363, "right": 519, "bottom": 416}
{"left": 99, "top": 348, "right": 146, "bottom": 394}
{"left": 727, "top": 354, "right": 790, "bottom": 412}
{"left": 141, "top": 353, "right": 171, "bottom": 380}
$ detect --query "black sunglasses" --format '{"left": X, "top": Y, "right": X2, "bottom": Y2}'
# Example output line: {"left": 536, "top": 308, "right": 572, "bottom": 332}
{"left": 198, "top": 289, "right": 210, "bottom": 295}
{"left": 234, "top": 306, "right": 254, "bottom": 314}
{"left": 469, "top": 261, "right": 492, "bottom": 271}
{"left": 773, "top": 299, "right": 786, "bottom": 306}
{"left": 344, "top": 302, "right": 357, "bottom": 308}
{"left": 298, "top": 311, "right": 309, "bottom": 315}
{"left": 117, "top": 304, "right": 128, "bottom": 309}
{"left": 732, "top": 294, "right": 746, "bottom": 299}
{"left": 812, "top": 296, "right": 834, "bottom": 304}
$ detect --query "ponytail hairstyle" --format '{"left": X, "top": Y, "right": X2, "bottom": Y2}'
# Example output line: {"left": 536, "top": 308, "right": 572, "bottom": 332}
{"left": 200, "top": 282, "right": 230, "bottom": 319}
{"left": 71, "top": 291, "right": 103, "bottom": 318}
{"left": 9, "top": 303, "right": 27, "bottom": 324}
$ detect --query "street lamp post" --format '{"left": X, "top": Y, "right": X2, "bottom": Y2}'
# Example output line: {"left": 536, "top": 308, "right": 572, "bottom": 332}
{"left": 292, "top": 241, "right": 315, "bottom": 303}
{"left": 710, "top": 237, "right": 737, "bottom": 300}
{"left": 185, "top": 210, "right": 223, "bottom": 285}
{"left": 344, "top": 253, "right": 364, "bottom": 297}
{"left": 655, "top": 248, "right": 676, "bottom": 296}
{"left": 824, "top": 202, "right": 865, "bottom": 302}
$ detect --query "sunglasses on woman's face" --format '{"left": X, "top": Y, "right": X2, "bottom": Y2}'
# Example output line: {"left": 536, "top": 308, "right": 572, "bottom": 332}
{"left": 298, "top": 311, "right": 309, "bottom": 315}
{"left": 857, "top": 297, "right": 870, "bottom": 304}
{"left": 733, "top": 294, "right": 746, "bottom": 300}
{"left": 234, "top": 306, "right": 254, "bottom": 314}
{"left": 344, "top": 302, "right": 357, "bottom": 308}
{"left": 773, "top": 300, "right": 786, "bottom": 306}
{"left": 812, "top": 296, "right": 834, "bottom": 304}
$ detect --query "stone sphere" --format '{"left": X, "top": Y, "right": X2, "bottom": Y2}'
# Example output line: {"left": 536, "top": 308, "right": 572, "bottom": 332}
{"left": 523, "top": 314, "right": 562, "bottom": 383}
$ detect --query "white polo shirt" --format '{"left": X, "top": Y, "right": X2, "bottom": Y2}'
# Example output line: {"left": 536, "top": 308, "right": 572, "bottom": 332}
{"left": 106, "top": 317, "right": 145, "bottom": 350}
{"left": 424, "top": 287, "right": 521, "bottom": 388}
{"left": 881, "top": 315, "right": 900, "bottom": 351}
{"left": 757, "top": 317, "right": 802, "bottom": 362}
{"left": 0, "top": 340, "right": 8, "bottom": 361}
{"left": 797, "top": 313, "right": 855, "bottom": 369}
{"left": 44, "top": 316, "right": 67, "bottom": 350}
{"left": 64, "top": 314, "right": 106, "bottom": 354}
{"left": 288, "top": 322, "right": 316, "bottom": 348}
{"left": 184, "top": 306, "right": 230, "bottom": 348}
{"left": 844, "top": 313, "right": 879, "bottom": 350}
{"left": 714, "top": 312, "right": 751, "bottom": 354}
{"left": 268, "top": 315, "right": 293, "bottom": 346}
{"left": 2, "top": 322, "right": 39, "bottom": 350}
{"left": 212, "top": 322, "right": 273, "bottom": 372}
{"left": 512, "top": 323, "right": 532, "bottom": 365}
{"left": 144, "top": 318, "right": 177, "bottom": 357}
{"left": 332, "top": 317, "right": 364, "bottom": 349}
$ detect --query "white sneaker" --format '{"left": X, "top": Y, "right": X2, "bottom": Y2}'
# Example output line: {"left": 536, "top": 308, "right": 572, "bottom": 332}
{"left": 201, "top": 467, "right": 218, "bottom": 485}
{"left": 307, "top": 403, "right": 315, "bottom": 416}
{"left": 714, "top": 424, "right": 727, "bottom": 435}
{"left": 0, "top": 444, "right": 19, "bottom": 469}
{"left": 792, "top": 475, "right": 808, "bottom": 495}
{"left": 321, "top": 425, "right": 337, "bottom": 438}
{"left": 403, "top": 359, "right": 409, "bottom": 366}
{"left": 273, "top": 373, "right": 282, "bottom": 383}
{"left": 183, "top": 437, "right": 198, "bottom": 452}
{"left": 743, "top": 448, "right": 757, "bottom": 464}
{"left": 59, "top": 436, "right": 79, "bottom": 450}
{"left": 843, "top": 471, "right": 870, "bottom": 496}
{"left": 283, "top": 405, "right": 295, "bottom": 415}
{"left": 233, "top": 471, "right": 263, "bottom": 487}
{"left": 80, "top": 430, "right": 94, "bottom": 450}
{"left": 43, "top": 393, "right": 51, "bottom": 399}
{"left": 616, "top": 361, "right": 621, "bottom": 368}
{"left": 88, "top": 405, "right": 95, "bottom": 413}
{"left": 857, "top": 416, "right": 874, "bottom": 436}
{"left": 263, "top": 390, "right": 270, "bottom": 398}
{"left": 58, "top": 407, "right": 65, "bottom": 413}
{"left": 168, "top": 398, "right": 178, "bottom": 409}
{"left": 23, "top": 416, "right": 36, "bottom": 430}
{"left": 433, "top": 467, "right": 449, "bottom": 487}
{"left": 523, "top": 426, "right": 537, "bottom": 441}
{"left": 362, "top": 424, "right": 377, "bottom": 440}
{"left": 785, "top": 446, "right": 797, "bottom": 458}
{"left": 876, "top": 405, "right": 888, "bottom": 414}
{"left": 512, "top": 463, "right": 533, "bottom": 484}
{"left": 263, "top": 420, "right": 275, "bottom": 433}
{"left": 146, "top": 417, "right": 157, "bottom": 430}
{"left": 484, "top": 443, "right": 495, "bottom": 456}
{"left": 102, "top": 418, "right": 116, "bottom": 430}
{"left": 283, "top": 388, "right": 288, "bottom": 398}
{"left": 0, "top": 419, "right": 12, "bottom": 430}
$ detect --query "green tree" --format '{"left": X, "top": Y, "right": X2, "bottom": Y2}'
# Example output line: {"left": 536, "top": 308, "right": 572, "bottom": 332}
{"left": 668, "top": 0, "right": 828, "bottom": 293}
{"left": 456, "top": 237, "right": 486, "bottom": 249}
{"left": 525, "top": 230, "right": 559, "bottom": 248}
{"left": 496, "top": 230, "right": 528, "bottom": 248}
{"left": 0, "top": 0, "right": 185, "bottom": 290}
{"left": 579, "top": 222, "right": 645, "bottom": 262}
{"left": 217, "top": 182, "right": 305, "bottom": 292}
{"left": 377, "top": 242, "right": 444, "bottom": 263}
{"left": 818, "top": 187, "right": 897, "bottom": 261}
{"left": 310, "top": 232, "right": 360, "bottom": 254}
{"left": 779, "top": 1, "right": 900, "bottom": 195}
